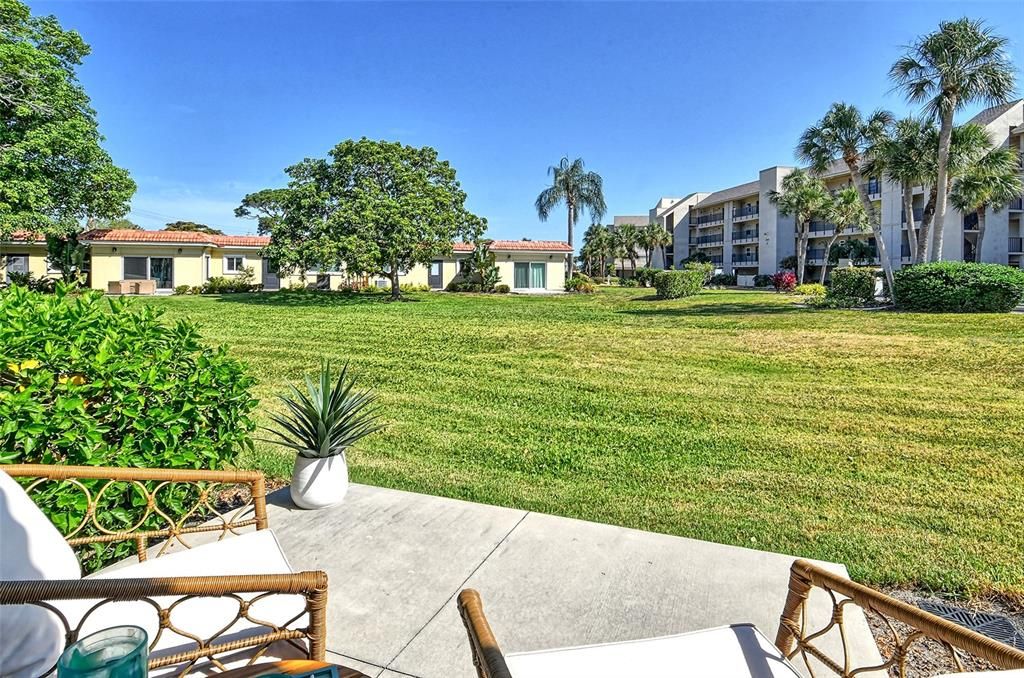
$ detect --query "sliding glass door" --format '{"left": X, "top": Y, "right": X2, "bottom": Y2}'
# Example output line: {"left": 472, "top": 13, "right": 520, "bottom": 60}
{"left": 513, "top": 262, "right": 546, "bottom": 290}
{"left": 123, "top": 256, "right": 174, "bottom": 290}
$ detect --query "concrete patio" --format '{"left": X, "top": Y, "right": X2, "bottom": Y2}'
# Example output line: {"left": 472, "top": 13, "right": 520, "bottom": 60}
{"left": 249, "top": 483, "right": 883, "bottom": 678}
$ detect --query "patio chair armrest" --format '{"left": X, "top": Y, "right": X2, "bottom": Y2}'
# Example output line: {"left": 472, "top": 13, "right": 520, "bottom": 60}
{"left": 4, "top": 464, "right": 270, "bottom": 560}
{"left": 775, "top": 559, "right": 1024, "bottom": 675}
{"left": 458, "top": 589, "right": 514, "bottom": 678}
{"left": 0, "top": 571, "right": 328, "bottom": 673}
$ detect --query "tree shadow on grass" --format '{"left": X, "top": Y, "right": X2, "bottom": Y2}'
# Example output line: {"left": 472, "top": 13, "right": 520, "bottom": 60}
{"left": 211, "top": 291, "right": 422, "bottom": 308}
{"left": 619, "top": 301, "right": 805, "bottom": 317}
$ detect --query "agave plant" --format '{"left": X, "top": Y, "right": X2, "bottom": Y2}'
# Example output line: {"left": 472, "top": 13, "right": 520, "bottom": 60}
{"left": 263, "top": 361, "right": 383, "bottom": 459}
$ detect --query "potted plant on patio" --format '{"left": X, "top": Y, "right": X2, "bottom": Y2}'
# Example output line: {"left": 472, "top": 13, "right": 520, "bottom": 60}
{"left": 263, "top": 361, "right": 383, "bottom": 509}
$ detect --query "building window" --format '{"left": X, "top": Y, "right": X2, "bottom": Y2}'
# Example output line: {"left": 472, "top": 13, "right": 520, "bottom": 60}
{"left": 123, "top": 256, "right": 148, "bottom": 280}
{"left": 224, "top": 255, "right": 245, "bottom": 273}
{"left": 4, "top": 254, "right": 29, "bottom": 282}
{"left": 122, "top": 256, "right": 174, "bottom": 289}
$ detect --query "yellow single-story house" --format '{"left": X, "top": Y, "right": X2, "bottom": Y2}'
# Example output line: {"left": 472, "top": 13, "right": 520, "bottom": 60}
{"left": 3, "top": 229, "right": 571, "bottom": 293}
{"left": 0, "top": 232, "right": 59, "bottom": 282}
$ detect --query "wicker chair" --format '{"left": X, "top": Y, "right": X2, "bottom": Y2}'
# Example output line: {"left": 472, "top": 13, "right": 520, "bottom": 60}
{"left": 0, "top": 464, "right": 331, "bottom": 677}
{"left": 458, "top": 559, "right": 1024, "bottom": 677}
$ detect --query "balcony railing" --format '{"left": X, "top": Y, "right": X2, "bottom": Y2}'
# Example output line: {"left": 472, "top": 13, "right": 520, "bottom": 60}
{"left": 1010, "top": 238, "right": 1023, "bottom": 253}
{"left": 732, "top": 205, "right": 759, "bottom": 219}
{"left": 1009, "top": 197, "right": 1023, "bottom": 211}
{"left": 732, "top": 256, "right": 759, "bottom": 265}
{"left": 692, "top": 234, "right": 725, "bottom": 246}
{"left": 901, "top": 243, "right": 912, "bottom": 258}
{"left": 964, "top": 212, "right": 979, "bottom": 231}
{"left": 695, "top": 210, "right": 725, "bottom": 226}
{"left": 732, "top": 229, "right": 759, "bottom": 241}
{"left": 808, "top": 221, "right": 836, "bottom": 233}
{"left": 708, "top": 255, "right": 724, "bottom": 265}
{"left": 901, "top": 208, "right": 925, "bottom": 223}
{"left": 807, "top": 248, "right": 828, "bottom": 261}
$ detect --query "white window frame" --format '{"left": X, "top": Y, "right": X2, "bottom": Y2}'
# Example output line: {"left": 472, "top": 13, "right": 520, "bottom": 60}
{"left": 513, "top": 261, "right": 547, "bottom": 290}
{"left": 121, "top": 256, "right": 174, "bottom": 289}
{"left": 5, "top": 254, "right": 30, "bottom": 282}
{"left": 224, "top": 255, "right": 245, "bottom": 275}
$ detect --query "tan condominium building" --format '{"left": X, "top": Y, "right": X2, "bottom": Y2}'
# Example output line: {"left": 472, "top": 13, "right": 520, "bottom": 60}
{"left": 617, "top": 100, "right": 1023, "bottom": 285}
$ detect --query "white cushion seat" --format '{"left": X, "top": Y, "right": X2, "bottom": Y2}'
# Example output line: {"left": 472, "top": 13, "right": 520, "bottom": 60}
{"left": 503, "top": 624, "right": 802, "bottom": 678}
{"left": 54, "top": 529, "right": 308, "bottom": 676}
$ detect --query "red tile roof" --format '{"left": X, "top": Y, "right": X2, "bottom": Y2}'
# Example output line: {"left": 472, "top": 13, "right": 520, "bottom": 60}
{"left": 81, "top": 229, "right": 270, "bottom": 247}
{"left": 453, "top": 239, "right": 572, "bottom": 253}
{"left": 3, "top": 230, "right": 46, "bottom": 243}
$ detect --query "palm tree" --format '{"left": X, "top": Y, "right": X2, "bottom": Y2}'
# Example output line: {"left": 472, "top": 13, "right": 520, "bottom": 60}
{"left": 797, "top": 103, "right": 896, "bottom": 294}
{"left": 768, "top": 169, "right": 830, "bottom": 285}
{"left": 640, "top": 223, "right": 673, "bottom": 269}
{"left": 951, "top": 146, "right": 1023, "bottom": 259}
{"left": 819, "top": 188, "right": 870, "bottom": 284}
{"left": 917, "top": 123, "right": 994, "bottom": 261}
{"left": 890, "top": 18, "right": 1016, "bottom": 262}
{"left": 614, "top": 224, "right": 640, "bottom": 276}
{"left": 535, "top": 157, "right": 606, "bottom": 275}
{"left": 581, "top": 223, "right": 614, "bottom": 280}
{"left": 864, "top": 117, "right": 933, "bottom": 263}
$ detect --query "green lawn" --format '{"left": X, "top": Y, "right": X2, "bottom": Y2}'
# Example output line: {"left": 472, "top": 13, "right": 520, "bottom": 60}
{"left": 140, "top": 288, "right": 1024, "bottom": 599}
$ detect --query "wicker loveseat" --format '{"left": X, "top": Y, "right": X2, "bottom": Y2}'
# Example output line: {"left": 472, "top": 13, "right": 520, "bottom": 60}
{"left": 0, "top": 464, "right": 330, "bottom": 677}
{"left": 458, "top": 560, "right": 1024, "bottom": 677}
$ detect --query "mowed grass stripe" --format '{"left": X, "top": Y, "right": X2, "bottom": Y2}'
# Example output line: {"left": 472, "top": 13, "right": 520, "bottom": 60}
{"left": 140, "top": 288, "right": 1024, "bottom": 598}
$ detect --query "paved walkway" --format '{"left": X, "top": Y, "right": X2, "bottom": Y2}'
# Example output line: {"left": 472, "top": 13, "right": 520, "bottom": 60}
{"left": 264, "top": 484, "right": 881, "bottom": 678}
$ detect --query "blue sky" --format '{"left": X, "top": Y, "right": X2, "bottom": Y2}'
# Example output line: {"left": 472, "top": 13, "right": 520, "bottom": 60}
{"left": 31, "top": 1, "right": 1024, "bottom": 239}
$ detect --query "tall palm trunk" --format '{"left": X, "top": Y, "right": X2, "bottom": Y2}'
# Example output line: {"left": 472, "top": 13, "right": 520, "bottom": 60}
{"left": 931, "top": 109, "right": 956, "bottom": 262}
{"left": 820, "top": 232, "right": 842, "bottom": 284}
{"left": 796, "top": 220, "right": 808, "bottom": 285}
{"left": 974, "top": 206, "right": 987, "bottom": 260}
{"left": 917, "top": 187, "right": 937, "bottom": 262}
{"left": 847, "top": 160, "right": 895, "bottom": 299}
{"left": 566, "top": 201, "right": 576, "bottom": 276}
{"left": 902, "top": 182, "right": 919, "bottom": 264}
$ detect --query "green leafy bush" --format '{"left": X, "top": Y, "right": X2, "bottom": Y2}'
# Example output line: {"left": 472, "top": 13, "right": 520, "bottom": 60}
{"left": 399, "top": 283, "right": 431, "bottom": 293}
{"left": 753, "top": 274, "right": 772, "bottom": 288}
{"left": 709, "top": 273, "right": 737, "bottom": 287}
{"left": 0, "top": 285, "right": 258, "bottom": 569}
{"left": 174, "top": 284, "right": 191, "bottom": 295}
{"left": 565, "top": 274, "right": 596, "bottom": 293}
{"left": 829, "top": 268, "right": 876, "bottom": 303}
{"left": 654, "top": 269, "right": 703, "bottom": 299}
{"left": 684, "top": 261, "right": 714, "bottom": 285}
{"left": 2, "top": 272, "right": 56, "bottom": 293}
{"left": 495, "top": 284, "right": 510, "bottom": 294}
{"left": 794, "top": 283, "right": 827, "bottom": 298}
{"left": 201, "top": 267, "right": 260, "bottom": 294}
{"left": 634, "top": 267, "right": 658, "bottom": 288}
{"left": 618, "top": 276, "right": 639, "bottom": 288}
{"left": 893, "top": 262, "right": 1024, "bottom": 313}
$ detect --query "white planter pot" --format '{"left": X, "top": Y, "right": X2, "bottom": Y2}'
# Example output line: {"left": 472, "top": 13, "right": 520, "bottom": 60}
{"left": 290, "top": 455, "right": 348, "bottom": 510}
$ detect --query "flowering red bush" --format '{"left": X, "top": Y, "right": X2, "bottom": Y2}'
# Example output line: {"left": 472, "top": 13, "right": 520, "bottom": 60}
{"left": 771, "top": 271, "right": 796, "bottom": 293}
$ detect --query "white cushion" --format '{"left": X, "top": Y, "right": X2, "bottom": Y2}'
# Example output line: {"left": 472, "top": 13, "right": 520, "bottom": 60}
{"left": 57, "top": 529, "right": 307, "bottom": 676}
{"left": 0, "top": 470, "right": 82, "bottom": 678}
{"left": 504, "top": 623, "right": 801, "bottom": 678}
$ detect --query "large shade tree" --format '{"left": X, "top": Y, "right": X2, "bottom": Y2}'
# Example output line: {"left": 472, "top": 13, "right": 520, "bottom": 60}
{"left": 535, "top": 157, "right": 606, "bottom": 275}
{"left": 768, "top": 169, "right": 830, "bottom": 285}
{"left": 951, "top": 146, "right": 1023, "bottom": 259}
{"left": 0, "top": 0, "right": 135, "bottom": 238}
{"left": 890, "top": 18, "right": 1016, "bottom": 262}
{"left": 797, "top": 103, "right": 895, "bottom": 294}
{"left": 240, "top": 139, "right": 485, "bottom": 299}
{"left": 164, "top": 221, "right": 224, "bottom": 235}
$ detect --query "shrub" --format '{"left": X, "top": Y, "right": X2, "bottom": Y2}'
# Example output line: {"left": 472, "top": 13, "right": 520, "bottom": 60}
{"left": 495, "top": 284, "right": 510, "bottom": 294}
{"left": 771, "top": 271, "right": 796, "bottom": 293}
{"left": 399, "top": 283, "right": 431, "bottom": 293}
{"left": 0, "top": 285, "right": 257, "bottom": 570}
{"left": 174, "top": 284, "right": 191, "bottom": 295}
{"left": 829, "top": 267, "right": 876, "bottom": 303}
{"left": 654, "top": 269, "right": 703, "bottom": 299}
{"left": 684, "top": 261, "right": 714, "bottom": 285}
{"left": 793, "top": 283, "right": 826, "bottom": 298}
{"left": 618, "top": 276, "right": 639, "bottom": 288}
{"left": 634, "top": 267, "right": 658, "bottom": 288}
{"left": 2, "top": 272, "right": 55, "bottom": 293}
{"left": 893, "top": 262, "right": 1024, "bottom": 313}
{"left": 753, "top": 274, "right": 772, "bottom": 288}
{"left": 201, "top": 267, "right": 260, "bottom": 294}
{"left": 565, "top": 274, "right": 596, "bottom": 293}
{"left": 709, "top": 273, "right": 737, "bottom": 287}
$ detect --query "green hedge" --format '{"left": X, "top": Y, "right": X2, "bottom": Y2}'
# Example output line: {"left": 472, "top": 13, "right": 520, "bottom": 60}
{"left": 654, "top": 269, "right": 703, "bottom": 299}
{"left": 893, "top": 262, "right": 1024, "bottom": 313}
{"left": 0, "top": 285, "right": 258, "bottom": 569}
{"left": 829, "top": 267, "right": 876, "bottom": 303}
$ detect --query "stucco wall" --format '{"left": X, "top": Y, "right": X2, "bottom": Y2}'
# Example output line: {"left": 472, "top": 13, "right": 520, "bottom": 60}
{"left": 89, "top": 245, "right": 205, "bottom": 291}
{"left": 209, "top": 249, "right": 265, "bottom": 284}
{"left": 0, "top": 244, "right": 54, "bottom": 279}
{"left": 494, "top": 253, "right": 565, "bottom": 291}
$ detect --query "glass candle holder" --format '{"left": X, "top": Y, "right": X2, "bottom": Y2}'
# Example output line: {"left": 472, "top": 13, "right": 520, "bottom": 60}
{"left": 57, "top": 625, "right": 148, "bottom": 678}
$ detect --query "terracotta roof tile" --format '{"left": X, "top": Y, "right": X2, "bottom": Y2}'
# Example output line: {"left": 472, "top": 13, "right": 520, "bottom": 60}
{"left": 453, "top": 240, "right": 572, "bottom": 253}
{"left": 3, "top": 230, "right": 46, "bottom": 243}
{"left": 211, "top": 235, "right": 271, "bottom": 247}
{"left": 80, "top": 229, "right": 269, "bottom": 247}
